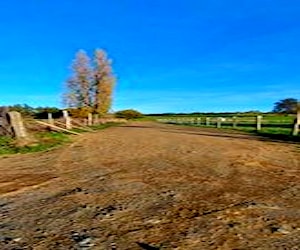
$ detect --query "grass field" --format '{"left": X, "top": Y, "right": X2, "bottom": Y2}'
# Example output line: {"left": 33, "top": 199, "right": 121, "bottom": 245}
{"left": 155, "top": 113, "right": 299, "bottom": 142}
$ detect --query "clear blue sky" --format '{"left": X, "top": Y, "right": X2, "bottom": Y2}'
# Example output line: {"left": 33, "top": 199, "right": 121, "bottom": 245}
{"left": 0, "top": 0, "right": 299, "bottom": 113}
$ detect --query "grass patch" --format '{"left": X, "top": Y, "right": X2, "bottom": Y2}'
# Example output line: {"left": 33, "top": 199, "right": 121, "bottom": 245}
{"left": 0, "top": 122, "right": 123, "bottom": 155}
{"left": 255, "top": 128, "right": 300, "bottom": 142}
{"left": 165, "top": 122, "right": 300, "bottom": 142}
{"left": 0, "top": 132, "right": 71, "bottom": 155}
{"left": 0, "top": 136, "right": 15, "bottom": 155}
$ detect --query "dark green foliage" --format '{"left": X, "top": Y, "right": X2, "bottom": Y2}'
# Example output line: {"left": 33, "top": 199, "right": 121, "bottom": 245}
{"left": 34, "top": 107, "right": 62, "bottom": 119}
{"left": 115, "top": 109, "right": 143, "bottom": 119}
{"left": 9, "top": 104, "right": 35, "bottom": 117}
{"left": 7, "top": 104, "right": 62, "bottom": 119}
{"left": 273, "top": 98, "right": 299, "bottom": 114}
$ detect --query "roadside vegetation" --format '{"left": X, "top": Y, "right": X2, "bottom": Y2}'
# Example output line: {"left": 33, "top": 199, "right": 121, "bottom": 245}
{"left": 0, "top": 122, "right": 121, "bottom": 155}
{"left": 115, "top": 109, "right": 144, "bottom": 119}
{"left": 0, "top": 132, "right": 70, "bottom": 155}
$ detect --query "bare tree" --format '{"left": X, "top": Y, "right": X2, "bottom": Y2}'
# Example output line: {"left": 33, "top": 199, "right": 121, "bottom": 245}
{"left": 64, "top": 50, "right": 93, "bottom": 109}
{"left": 64, "top": 49, "right": 115, "bottom": 117}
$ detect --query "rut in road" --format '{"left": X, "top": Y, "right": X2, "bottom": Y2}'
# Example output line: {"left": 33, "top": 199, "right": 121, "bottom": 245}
{"left": 0, "top": 122, "right": 299, "bottom": 249}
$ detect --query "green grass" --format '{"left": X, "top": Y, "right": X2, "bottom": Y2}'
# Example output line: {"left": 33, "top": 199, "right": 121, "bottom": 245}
{"left": 255, "top": 127, "right": 300, "bottom": 142}
{"left": 0, "top": 132, "right": 71, "bottom": 155}
{"left": 0, "top": 136, "right": 15, "bottom": 155}
{"left": 154, "top": 113, "right": 295, "bottom": 123}
{"left": 161, "top": 115, "right": 299, "bottom": 142}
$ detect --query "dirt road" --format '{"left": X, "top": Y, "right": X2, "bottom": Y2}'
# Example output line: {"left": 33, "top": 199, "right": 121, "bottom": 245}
{"left": 0, "top": 122, "right": 299, "bottom": 249}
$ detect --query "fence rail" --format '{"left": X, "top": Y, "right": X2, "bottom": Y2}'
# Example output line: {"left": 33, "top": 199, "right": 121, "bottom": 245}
{"left": 0, "top": 108, "right": 126, "bottom": 141}
{"left": 157, "top": 114, "right": 300, "bottom": 136}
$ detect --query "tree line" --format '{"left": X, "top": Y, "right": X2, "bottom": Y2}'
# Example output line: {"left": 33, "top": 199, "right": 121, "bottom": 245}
{"left": 7, "top": 97, "right": 298, "bottom": 119}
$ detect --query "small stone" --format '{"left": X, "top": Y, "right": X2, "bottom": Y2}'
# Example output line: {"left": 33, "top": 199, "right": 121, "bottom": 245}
{"left": 79, "top": 237, "right": 94, "bottom": 247}
{"left": 278, "top": 228, "right": 290, "bottom": 234}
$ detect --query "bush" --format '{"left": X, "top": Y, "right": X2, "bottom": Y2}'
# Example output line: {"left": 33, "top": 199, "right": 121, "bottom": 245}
{"left": 68, "top": 107, "right": 93, "bottom": 118}
{"left": 9, "top": 104, "right": 35, "bottom": 117}
{"left": 34, "top": 107, "right": 62, "bottom": 119}
{"left": 115, "top": 109, "right": 143, "bottom": 119}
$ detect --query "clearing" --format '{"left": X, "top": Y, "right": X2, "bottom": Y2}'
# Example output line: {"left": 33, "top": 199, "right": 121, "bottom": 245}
{"left": 0, "top": 122, "right": 299, "bottom": 249}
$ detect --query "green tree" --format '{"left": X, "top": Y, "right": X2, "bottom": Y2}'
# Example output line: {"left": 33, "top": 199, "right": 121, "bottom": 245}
{"left": 273, "top": 98, "right": 299, "bottom": 114}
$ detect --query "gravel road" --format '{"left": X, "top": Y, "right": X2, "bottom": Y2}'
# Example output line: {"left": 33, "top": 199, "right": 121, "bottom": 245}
{"left": 0, "top": 122, "right": 299, "bottom": 249}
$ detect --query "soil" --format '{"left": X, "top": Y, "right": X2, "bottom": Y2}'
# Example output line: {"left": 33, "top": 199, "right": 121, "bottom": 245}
{"left": 0, "top": 122, "right": 299, "bottom": 250}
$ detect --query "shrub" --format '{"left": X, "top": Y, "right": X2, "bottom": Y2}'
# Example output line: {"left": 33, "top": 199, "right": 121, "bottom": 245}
{"left": 115, "top": 109, "right": 143, "bottom": 119}
{"left": 68, "top": 107, "right": 93, "bottom": 118}
{"left": 34, "top": 107, "right": 62, "bottom": 119}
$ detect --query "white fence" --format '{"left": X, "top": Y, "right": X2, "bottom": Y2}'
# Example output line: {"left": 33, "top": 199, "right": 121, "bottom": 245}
{"left": 157, "top": 114, "right": 300, "bottom": 136}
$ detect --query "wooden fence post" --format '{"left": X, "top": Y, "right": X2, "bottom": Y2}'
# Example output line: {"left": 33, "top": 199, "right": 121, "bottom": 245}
{"left": 233, "top": 116, "right": 237, "bottom": 128}
{"left": 8, "top": 111, "right": 28, "bottom": 139}
{"left": 88, "top": 113, "right": 93, "bottom": 126}
{"left": 256, "top": 115, "right": 262, "bottom": 131}
{"left": 206, "top": 117, "right": 210, "bottom": 126}
{"left": 217, "top": 117, "right": 222, "bottom": 128}
{"left": 292, "top": 109, "right": 300, "bottom": 136}
{"left": 63, "top": 110, "right": 72, "bottom": 130}
{"left": 93, "top": 114, "right": 99, "bottom": 125}
{"left": 197, "top": 117, "right": 201, "bottom": 125}
{"left": 48, "top": 113, "right": 54, "bottom": 125}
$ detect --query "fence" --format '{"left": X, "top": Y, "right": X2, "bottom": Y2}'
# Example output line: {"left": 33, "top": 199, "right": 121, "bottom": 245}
{"left": 0, "top": 108, "right": 126, "bottom": 141}
{"left": 39, "top": 111, "right": 126, "bottom": 133}
{"left": 157, "top": 113, "right": 300, "bottom": 136}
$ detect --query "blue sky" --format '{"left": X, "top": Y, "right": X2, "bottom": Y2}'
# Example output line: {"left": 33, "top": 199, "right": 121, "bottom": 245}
{"left": 0, "top": 0, "right": 299, "bottom": 113}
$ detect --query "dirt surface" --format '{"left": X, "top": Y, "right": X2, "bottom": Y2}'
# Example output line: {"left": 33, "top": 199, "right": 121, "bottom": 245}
{"left": 0, "top": 122, "right": 299, "bottom": 250}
